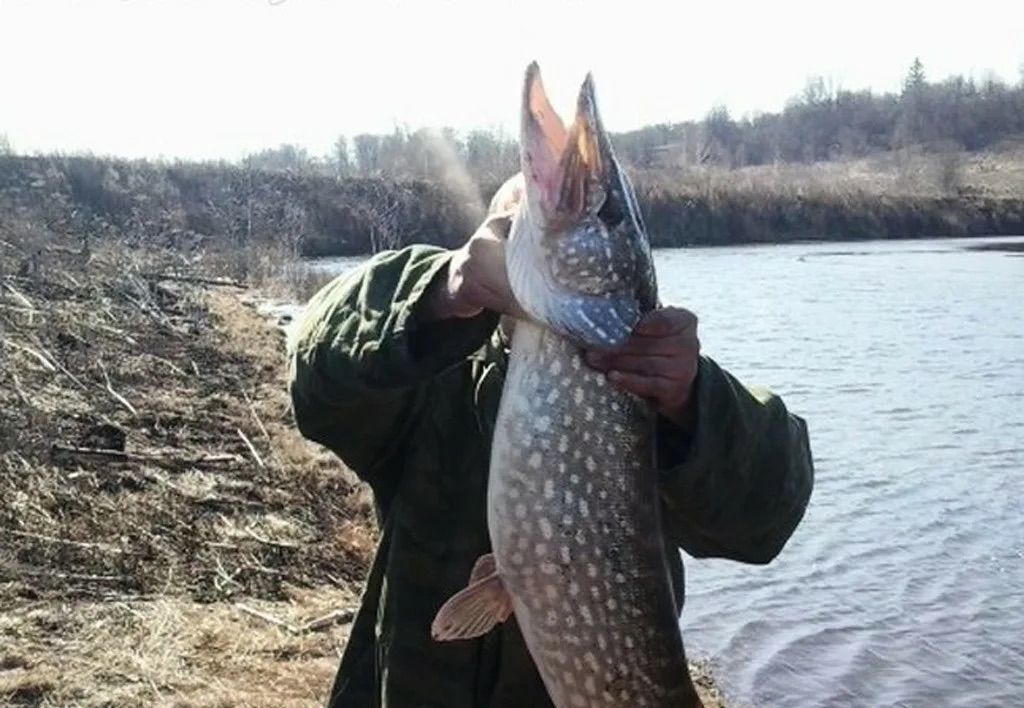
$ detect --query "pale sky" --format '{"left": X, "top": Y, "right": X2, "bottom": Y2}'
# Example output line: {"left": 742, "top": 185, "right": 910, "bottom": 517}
{"left": 1, "top": 0, "right": 1021, "bottom": 161}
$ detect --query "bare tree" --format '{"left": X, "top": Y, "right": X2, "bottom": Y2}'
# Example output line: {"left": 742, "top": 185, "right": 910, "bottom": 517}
{"left": 244, "top": 144, "right": 312, "bottom": 172}
{"left": 353, "top": 134, "right": 381, "bottom": 176}
{"left": 333, "top": 136, "right": 351, "bottom": 178}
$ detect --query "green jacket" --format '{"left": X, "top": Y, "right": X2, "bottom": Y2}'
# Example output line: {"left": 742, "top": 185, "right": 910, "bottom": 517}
{"left": 289, "top": 245, "right": 813, "bottom": 708}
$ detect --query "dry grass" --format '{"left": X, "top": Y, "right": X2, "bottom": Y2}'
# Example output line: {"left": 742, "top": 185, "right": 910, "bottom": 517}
{"left": 638, "top": 141, "right": 1024, "bottom": 200}
{"left": 0, "top": 220, "right": 379, "bottom": 706}
{"left": 0, "top": 229, "right": 376, "bottom": 603}
{"left": 1, "top": 589, "right": 724, "bottom": 707}
{"left": 0, "top": 586, "right": 358, "bottom": 707}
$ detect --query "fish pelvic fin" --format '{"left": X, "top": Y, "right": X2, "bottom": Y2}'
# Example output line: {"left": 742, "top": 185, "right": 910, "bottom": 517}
{"left": 468, "top": 551, "right": 498, "bottom": 583}
{"left": 431, "top": 554, "right": 513, "bottom": 641}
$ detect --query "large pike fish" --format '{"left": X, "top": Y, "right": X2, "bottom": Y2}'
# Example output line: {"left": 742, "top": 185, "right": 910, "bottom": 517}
{"left": 433, "top": 63, "right": 702, "bottom": 707}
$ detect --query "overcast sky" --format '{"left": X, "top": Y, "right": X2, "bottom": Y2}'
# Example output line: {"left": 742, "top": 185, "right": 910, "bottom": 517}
{"left": 1, "top": 0, "right": 1021, "bottom": 161}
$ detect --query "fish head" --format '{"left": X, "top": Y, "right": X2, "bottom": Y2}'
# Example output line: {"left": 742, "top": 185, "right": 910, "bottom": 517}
{"left": 507, "top": 62, "right": 657, "bottom": 349}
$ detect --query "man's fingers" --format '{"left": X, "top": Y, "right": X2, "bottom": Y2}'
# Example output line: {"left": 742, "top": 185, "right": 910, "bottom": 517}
{"left": 587, "top": 351, "right": 695, "bottom": 381}
{"left": 607, "top": 370, "right": 680, "bottom": 402}
{"left": 587, "top": 332, "right": 700, "bottom": 362}
{"left": 633, "top": 307, "right": 697, "bottom": 337}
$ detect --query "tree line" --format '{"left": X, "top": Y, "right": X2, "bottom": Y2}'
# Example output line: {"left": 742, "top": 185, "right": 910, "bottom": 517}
{"left": 241, "top": 60, "right": 1024, "bottom": 181}
{"left": 616, "top": 59, "right": 1024, "bottom": 169}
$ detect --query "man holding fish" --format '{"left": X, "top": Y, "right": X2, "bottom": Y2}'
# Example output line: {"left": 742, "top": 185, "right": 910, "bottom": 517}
{"left": 290, "top": 64, "right": 813, "bottom": 707}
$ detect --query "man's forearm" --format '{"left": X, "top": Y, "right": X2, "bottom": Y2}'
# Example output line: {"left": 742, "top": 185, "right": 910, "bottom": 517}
{"left": 657, "top": 357, "right": 814, "bottom": 564}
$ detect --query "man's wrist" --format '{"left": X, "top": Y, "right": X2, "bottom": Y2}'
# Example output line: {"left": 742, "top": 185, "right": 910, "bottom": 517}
{"left": 420, "top": 256, "right": 481, "bottom": 322}
{"left": 659, "top": 391, "right": 697, "bottom": 433}
{"left": 417, "top": 259, "right": 456, "bottom": 321}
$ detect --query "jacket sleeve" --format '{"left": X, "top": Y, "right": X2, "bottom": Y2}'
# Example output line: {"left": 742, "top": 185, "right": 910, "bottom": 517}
{"left": 288, "top": 245, "right": 499, "bottom": 486}
{"left": 657, "top": 356, "right": 814, "bottom": 565}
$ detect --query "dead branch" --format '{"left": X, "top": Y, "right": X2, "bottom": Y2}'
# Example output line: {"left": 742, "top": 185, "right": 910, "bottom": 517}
{"left": 244, "top": 554, "right": 284, "bottom": 576}
{"left": 8, "top": 529, "right": 124, "bottom": 553}
{"left": 10, "top": 567, "right": 126, "bottom": 584}
{"left": 51, "top": 443, "right": 242, "bottom": 470}
{"left": 204, "top": 541, "right": 240, "bottom": 550}
{"left": 84, "top": 321, "right": 138, "bottom": 346}
{"left": 2, "top": 338, "right": 57, "bottom": 372}
{"left": 193, "top": 493, "right": 266, "bottom": 510}
{"left": 236, "top": 603, "right": 298, "bottom": 633}
{"left": 34, "top": 339, "right": 86, "bottom": 389}
{"left": 236, "top": 428, "right": 264, "bottom": 468}
{"left": 245, "top": 528, "right": 299, "bottom": 550}
{"left": 300, "top": 608, "right": 357, "bottom": 633}
{"left": 0, "top": 302, "right": 43, "bottom": 316}
{"left": 240, "top": 387, "right": 271, "bottom": 441}
{"left": 98, "top": 358, "right": 138, "bottom": 416}
{"left": 7, "top": 366, "right": 33, "bottom": 407}
{"left": 234, "top": 603, "right": 356, "bottom": 635}
{"left": 213, "top": 556, "right": 242, "bottom": 593}
{"left": 2, "top": 281, "right": 33, "bottom": 308}
{"left": 147, "top": 354, "right": 187, "bottom": 376}
{"left": 60, "top": 270, "right": 82, "bottom": 289}
{"left": 142, "top": 272, "right": 248, "bottom": 289}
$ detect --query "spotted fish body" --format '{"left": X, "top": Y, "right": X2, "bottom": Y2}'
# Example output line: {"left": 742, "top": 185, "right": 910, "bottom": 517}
{"left": 489, "top": 321, "right": 698, "bottom": 707}
{"left": 433, "top": 64, "right": 701, "bottom": 707}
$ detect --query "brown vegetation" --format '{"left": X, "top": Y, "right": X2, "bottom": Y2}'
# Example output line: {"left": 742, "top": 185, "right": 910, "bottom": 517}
{"left": 0, "top": 219, "right": 376, "bottom": 705}
{"left": 0, "top": 154, "right": 483, "bottom": 261}
{"left": 634, "top": 145, "right": 1024, "bottom": 247}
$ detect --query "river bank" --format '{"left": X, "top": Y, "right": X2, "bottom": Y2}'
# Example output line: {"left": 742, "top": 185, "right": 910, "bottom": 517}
{"left": 0, "top": 225, "right": 725, "bottom": 706}
{"left": 2, "top": 150, "right": 1022, "bottom": 259}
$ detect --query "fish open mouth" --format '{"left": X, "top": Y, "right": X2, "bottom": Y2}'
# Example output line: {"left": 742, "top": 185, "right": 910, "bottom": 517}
{"left": 510, "top": 63, "right": 656, "bottom": 349}
{"left": 520, "top": 63, "right": 614, "bottom": 229}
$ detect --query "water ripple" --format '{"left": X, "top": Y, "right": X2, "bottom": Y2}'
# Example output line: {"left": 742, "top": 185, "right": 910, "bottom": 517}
{"left": 664, "top": 237, "right": 1024, "bottom": 707}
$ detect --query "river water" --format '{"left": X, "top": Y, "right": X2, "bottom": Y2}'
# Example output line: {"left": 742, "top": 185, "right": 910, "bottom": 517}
{"left": 306, "top": 236, "right": 1024, "bottom": 707}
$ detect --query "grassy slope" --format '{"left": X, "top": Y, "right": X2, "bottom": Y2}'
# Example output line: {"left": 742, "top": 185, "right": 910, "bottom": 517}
{"left": 643, "top": 143, "right": 1024, "bottom": 199}
{"left": 633, "top": 145, "right": 1024, "bottom": 247}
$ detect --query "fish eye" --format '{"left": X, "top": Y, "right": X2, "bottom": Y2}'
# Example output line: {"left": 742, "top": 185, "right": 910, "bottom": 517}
{"left": 597, "top": 190, "right": 625, "bottom": 227}
{"left": 620, "top": 176, "right": 646, "bottom": 234}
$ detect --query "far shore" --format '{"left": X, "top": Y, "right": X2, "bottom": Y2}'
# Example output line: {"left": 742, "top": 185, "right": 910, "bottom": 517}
{"left": 2, "top": 149, "right": 1023, "bottom": 262}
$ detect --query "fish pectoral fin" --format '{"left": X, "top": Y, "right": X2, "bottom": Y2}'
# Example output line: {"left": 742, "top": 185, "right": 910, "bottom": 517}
{"left": 431, "top": 567, "right": 513, "bottom": 641}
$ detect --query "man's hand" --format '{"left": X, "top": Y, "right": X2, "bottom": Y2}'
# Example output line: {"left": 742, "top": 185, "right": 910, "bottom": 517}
{"left": 424, "top": 175, "right": 527, "bottom": 322}
{"left": 584, "top": 307, "right": 701, "bottom": 428}
{"left": 424, "top": 216, "right": 528, "bottom": 321}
